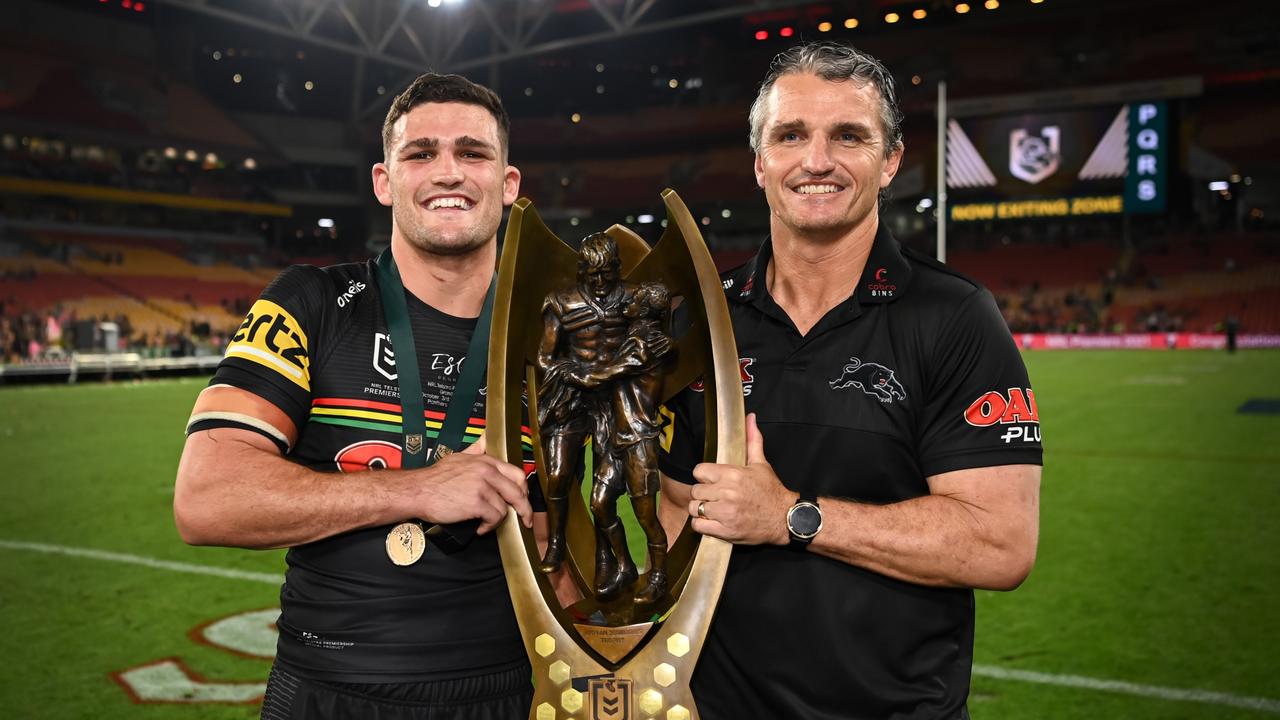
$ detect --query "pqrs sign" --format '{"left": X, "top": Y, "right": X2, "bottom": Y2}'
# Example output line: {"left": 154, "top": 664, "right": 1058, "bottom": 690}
{"left": 1126, "top": 101, "right": 1167, "bottom": 213}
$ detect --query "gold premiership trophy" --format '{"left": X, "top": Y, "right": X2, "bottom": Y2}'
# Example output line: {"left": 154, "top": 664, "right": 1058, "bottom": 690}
{"left": 484, "top": 190, "right": 745, "bottom": 720}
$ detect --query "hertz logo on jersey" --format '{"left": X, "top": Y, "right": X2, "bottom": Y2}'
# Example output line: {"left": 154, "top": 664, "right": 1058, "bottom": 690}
{"left": 225, "top": 299, "right": 311, "bottom": 390}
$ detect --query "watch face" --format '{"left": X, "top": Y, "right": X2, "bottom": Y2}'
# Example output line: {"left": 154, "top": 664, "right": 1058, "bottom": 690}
{"left": 788, "top": 503, "right": 822, "bottom": 539}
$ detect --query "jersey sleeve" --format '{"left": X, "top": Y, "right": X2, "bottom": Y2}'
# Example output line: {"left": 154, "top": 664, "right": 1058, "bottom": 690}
{"left": 657, "top": 384, "right": 706, "bottom": 486}
{"left": 188, "top": 265, "right": 330, "bottom": 448}
{"left": 916, "top": 288, "right": 1043, "bottom": 477}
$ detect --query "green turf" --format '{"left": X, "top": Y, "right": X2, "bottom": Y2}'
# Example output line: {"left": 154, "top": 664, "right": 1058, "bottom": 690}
{"left": 0, "top": 351, "right": 1277, "bottom": 718}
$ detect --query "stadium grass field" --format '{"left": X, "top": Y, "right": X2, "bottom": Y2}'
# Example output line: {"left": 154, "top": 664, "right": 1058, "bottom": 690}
{"left": 1, "top": 350, "right": 1278, "bottom": 719}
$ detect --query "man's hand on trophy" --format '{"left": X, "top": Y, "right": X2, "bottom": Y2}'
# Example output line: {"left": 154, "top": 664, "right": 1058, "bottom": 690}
{"left": 687, "top": 414, "right": 791, "bottom": 546}
{"left": 409, "top": 435, "right": 534, "bottom": 533}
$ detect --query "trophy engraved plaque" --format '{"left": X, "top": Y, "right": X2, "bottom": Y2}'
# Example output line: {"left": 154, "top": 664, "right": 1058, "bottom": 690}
{"left": 485, "top": 190, "right": 745, "bottom": 720}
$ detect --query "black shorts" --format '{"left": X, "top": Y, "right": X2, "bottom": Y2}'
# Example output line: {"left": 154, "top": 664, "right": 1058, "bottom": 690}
{"left": 261, "top": 662, "right": 533, "bottom": 720}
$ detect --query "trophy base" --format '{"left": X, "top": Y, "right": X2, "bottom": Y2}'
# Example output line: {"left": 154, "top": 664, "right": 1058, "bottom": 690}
{"left": 566, "top": 572, "right": 672, "bottom": 665}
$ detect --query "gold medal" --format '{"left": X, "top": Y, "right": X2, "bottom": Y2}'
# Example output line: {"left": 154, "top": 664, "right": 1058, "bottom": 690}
{"left": 385, "top": 521, "right": 426, "bottom": 566}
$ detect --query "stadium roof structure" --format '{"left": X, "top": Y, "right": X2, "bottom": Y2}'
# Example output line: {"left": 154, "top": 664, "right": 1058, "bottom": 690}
{"left": 150, "top": 0, "right": 825, "bottom": 119}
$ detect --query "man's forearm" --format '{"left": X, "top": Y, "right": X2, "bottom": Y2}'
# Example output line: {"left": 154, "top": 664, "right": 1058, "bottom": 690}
{"left": 175, "top": 427, "right": 533, "bottom": 550}
{"left": 807, "top": 468, "right": 1039, "bottom": 590}
{"left": 175, "top": 429, "right": 413, "bottom": 550}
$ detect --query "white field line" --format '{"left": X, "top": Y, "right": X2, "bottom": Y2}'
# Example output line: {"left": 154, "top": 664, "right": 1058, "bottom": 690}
{"left": 4, "top": 539, "right": 1278, "bottom": 714}
{"left": 0, "top": 540, "right": 280, "bottom": 585}
{"left": 974, "top": 665, "right": 1280, "bottom": 713}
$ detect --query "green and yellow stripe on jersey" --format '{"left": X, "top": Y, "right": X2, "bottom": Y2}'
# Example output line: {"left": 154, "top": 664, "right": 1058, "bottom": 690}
{"left": 309, "top": 397, "right": 534, "bottom": 450}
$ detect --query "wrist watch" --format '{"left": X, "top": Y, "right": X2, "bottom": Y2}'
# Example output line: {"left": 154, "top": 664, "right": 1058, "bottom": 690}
{"left": 786, "top": 493, "right": 823, "bottom": 551}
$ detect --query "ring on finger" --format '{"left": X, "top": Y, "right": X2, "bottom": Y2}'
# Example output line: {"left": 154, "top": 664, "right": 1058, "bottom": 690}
{"left": 697, "top": 500, "right": 707, "bottom": 519}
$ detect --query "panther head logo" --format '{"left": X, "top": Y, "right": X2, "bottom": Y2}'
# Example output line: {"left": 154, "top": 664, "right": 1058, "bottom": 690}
{"left": 829, "top": 357, "right": 906, "bottom": 404}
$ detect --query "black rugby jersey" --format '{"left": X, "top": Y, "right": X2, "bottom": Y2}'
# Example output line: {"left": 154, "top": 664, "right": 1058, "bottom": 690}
{"left": 659, "top": 225, "right": 1042, "bottom": 719}
{"left": 194, "top": 260, "right": 541, "bottom": 683}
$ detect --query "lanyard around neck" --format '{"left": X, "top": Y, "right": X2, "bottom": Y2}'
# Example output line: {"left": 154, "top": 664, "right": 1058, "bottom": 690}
{"left": 374, "top": 248, "right": 495, "bottom": 470}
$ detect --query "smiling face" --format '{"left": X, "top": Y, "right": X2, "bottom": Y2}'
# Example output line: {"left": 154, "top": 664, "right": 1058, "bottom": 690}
{"left": 754, "top": 72, "right": 902, "bottom": 243}
{"left": 372, "top": 101, "right": 520, "bottom": 257}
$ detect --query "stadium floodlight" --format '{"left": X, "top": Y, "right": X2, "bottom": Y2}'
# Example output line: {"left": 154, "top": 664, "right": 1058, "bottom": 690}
{"left": 637, "top": 214, "right": 655, "bottom": 224}
{"left": 918, "top": 198, "right": 935, "bottom": 210}
{"left": 1207, "top": 181, "right": 1229, "bottom": 191}
{"left": 427, "top": 0, "right": 443, "bottom": 7}
{"left": 318, "top": 218, "right": 336, "bottom": 228}
{"left": 721, "top": 209, "right": 732, "bottom": 218}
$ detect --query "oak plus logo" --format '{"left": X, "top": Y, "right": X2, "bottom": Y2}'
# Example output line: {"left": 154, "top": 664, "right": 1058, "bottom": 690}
{"left": 689, "top": 357, "right": 756, "bottom": 396}
{"left": 964, "top": 387, "right": 1041, "bottom": 443}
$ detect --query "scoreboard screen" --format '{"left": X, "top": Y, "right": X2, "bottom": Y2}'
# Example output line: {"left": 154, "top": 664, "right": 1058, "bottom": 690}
{"left": 947, "top": 101, "right": 1169, "bottom": 220}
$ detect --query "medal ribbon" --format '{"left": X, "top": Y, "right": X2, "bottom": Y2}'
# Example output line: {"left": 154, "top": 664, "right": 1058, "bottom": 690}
{"left": 376, "top": 247, "right": 495, "bottom": 552}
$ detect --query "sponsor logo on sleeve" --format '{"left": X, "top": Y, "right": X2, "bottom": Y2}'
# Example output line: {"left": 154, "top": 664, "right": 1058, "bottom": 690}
{"left": 658, "top": 405, "right": 675, "bottom": 452}
{"left": 964, "top": 388, "right": 1041, "bottom": 443}
{"left": 829, "top": 357, "right": 906, "bottom": 404}
{"left": 225, "top": 299, "right": 310, "bottom": 390}
{"left": 689, "top": 357, "right": 756, "bottom": 396}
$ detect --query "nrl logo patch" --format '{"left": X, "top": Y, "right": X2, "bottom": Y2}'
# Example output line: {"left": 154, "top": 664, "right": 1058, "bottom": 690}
{"left": 829, "top": 357, "right": 906, "bottom": 404}
{"left": 588, "top": 677, "right": 632, "bottom": 720}
{"left": 373, "top": 332, "right": 397, "bottom": 381}
{"left": 1009, "top": 126, "right": 1061, "bottom": 184}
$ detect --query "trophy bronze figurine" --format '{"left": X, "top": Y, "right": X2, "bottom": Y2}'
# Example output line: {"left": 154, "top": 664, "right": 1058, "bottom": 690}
{"left": 484, "top": 190, "right": 745, "bottom": 720}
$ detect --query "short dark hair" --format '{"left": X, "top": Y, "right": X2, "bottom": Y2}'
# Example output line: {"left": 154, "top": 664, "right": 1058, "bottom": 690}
{"left": 749, "top": 42, "right": 903, "bottom": 159}
{"left": 381, "top": 73, "right": 511, "bottom": 159}
{"left": 579, "top": 233, "right": 620, "bottom": 272}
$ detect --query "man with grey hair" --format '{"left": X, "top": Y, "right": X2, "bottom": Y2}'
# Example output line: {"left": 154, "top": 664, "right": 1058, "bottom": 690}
{"left": 659, "top": 42, "right": 1042, "bottom": 718}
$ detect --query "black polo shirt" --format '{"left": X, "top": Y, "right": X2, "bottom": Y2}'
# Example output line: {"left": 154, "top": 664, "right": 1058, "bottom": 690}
{"left": 659, "top": 224, "right": 1042, "bottom": 719}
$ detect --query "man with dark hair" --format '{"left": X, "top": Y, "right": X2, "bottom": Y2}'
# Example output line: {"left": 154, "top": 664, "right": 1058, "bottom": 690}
{"left": 175, "top": 73, "right": 542, "bottom": 719}
{"left": 659, "top": 42, "right": 1042, "bottom": 718}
